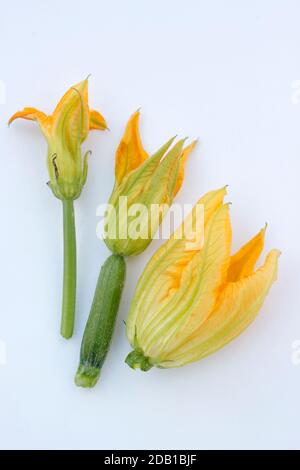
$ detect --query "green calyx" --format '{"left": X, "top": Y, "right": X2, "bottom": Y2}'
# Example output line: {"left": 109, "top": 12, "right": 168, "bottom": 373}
{"left": 125, "top": 348, "right": 153, "bottom": 372}
{"left": 47, "top": 148, "right": 91, "bottom": 200}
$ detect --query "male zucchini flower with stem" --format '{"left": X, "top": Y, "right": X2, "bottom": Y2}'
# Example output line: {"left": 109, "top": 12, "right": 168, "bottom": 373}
{"left": 9, "top": 79, "right": 107, "bottom": 339}
{"left": 125, "top": 187, "right": 280, "bottom": 370}
{"left": 75, "top": 111, "right": 197, "bottom": 387}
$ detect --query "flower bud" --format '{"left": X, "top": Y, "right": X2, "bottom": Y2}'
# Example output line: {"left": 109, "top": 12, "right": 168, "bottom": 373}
{"left": 9, "top": 79, "right": 107, "bottom": 200}
{"left": 104, "top": 111, "right": 197, "bottom": 256}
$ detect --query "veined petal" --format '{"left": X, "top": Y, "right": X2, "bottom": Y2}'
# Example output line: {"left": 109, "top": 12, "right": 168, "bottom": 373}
{"left": 115, "top": 111, "right": 149, "bottom": 184}
{"left": 89, "top": 109, "right": 107, "bottom": 131}
{"left": 141, "top": 203, "right": 232, "bottom": 359}
{"left": 8, "top": 107, "right": 52, "bottom": 139}
{"left": 126, "top": 187, "right": 228, "bottom": 346}
{"left": 8, "top": 107, "right": 47, "bottom": 124}
{"left": 227, "top": 225, "right": 267, "bottom": 282}
{"left": 173, "top": 140, "right": 198, "bottom": 197}
{"left": 52, "top": 79, "right": 89, "bottom": 149}
{"left": 143, "top": 139, "right": 185, "bottom": 206}
{"left": 110, "top": 136, "right": 176, "bottom": 208}
{"left": 164, "top": 249, "right": 280, "bottom": 367}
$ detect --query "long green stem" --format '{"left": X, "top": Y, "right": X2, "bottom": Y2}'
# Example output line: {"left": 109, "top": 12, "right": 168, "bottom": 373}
{"left": 60, "top": 199, "right": 76, "bottom": 339}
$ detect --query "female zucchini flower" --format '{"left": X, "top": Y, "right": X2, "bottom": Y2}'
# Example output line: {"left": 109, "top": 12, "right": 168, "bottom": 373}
{"left": 9, "top": 79, "right": 107, "bottom": 338}
{"left": 104, "top": 110, "right": 197, "bottom": 256}
{"left": 75, "top": 111, "right": 197, "bottom": 387}
{"left": 125, "top": 187, "right": 280, "bottom": 370}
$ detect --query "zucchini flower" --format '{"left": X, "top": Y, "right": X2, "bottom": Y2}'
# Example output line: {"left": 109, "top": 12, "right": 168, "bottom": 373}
{"left": 125, "top": 187, "right": 280, "bottom": 370}
{"left": 104, "top": 110, "right": 197, "bottom": 256}
{"left": 75, "top": 111, "right": 196, "bottom": 387}
{"left": 9, "top": 79, "right": 107, "bottom": 338}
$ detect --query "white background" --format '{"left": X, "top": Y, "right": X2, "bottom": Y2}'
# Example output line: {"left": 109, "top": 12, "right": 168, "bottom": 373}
{"left": 0, "top": 0, "right": 299, "bottom": 450}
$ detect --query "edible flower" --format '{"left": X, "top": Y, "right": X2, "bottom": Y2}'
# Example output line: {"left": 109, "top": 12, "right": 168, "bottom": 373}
{"left": 125, "top": 187, "right": 280, "bottom": 370}
{"left": 9, "top": 79, "right": 107, "bottom": 338}
{"left": 104, "top": 110, "right": 197, "bottom": 256}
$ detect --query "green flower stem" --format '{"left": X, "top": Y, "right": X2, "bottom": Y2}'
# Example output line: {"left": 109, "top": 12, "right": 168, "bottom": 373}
{"left": 60, "top": 199, "right": 77, "bottom": 339}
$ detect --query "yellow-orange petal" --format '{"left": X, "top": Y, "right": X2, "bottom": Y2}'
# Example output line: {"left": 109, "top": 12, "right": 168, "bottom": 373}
{"left": 126, "top": 187, "right": 228, "bottom": 345}
{"left": 141, "top": 203, "right": 232, "bottom": 359}
{"left": 8, "top": 107, "right": 52, "bottom": 138}
{"left": 8, "top": 107, "right": 47, "bottom": 125}
{"left": 173, "top": 140, "right": 198, "bottom": 197}
{"left": 164, "top": 249, "right": 280, "bottom": 367}
{"left": 52, "top": 79, "right": 89, "bottom": 144}
{"left": 115, "top": 110, "right": 149, "bottom": 184}
{"left": 89, "top": 109, "right": 107, "bottom": 131}
{"left": 227, "top": 225, "right": 267, "bottom": 282}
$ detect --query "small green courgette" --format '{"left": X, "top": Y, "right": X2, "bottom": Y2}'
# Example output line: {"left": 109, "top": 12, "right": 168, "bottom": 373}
{"left": 75, "top": 254, "right": 126, "bottom": 388}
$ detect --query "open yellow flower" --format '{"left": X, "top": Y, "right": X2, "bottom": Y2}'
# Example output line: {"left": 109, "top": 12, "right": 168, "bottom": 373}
{"left": 104, "top": 110, "right": 197, "bottom": 256}
{"left": 125, "top": 187, "right": 280, "bottom": 370}
{"left": 9, "top": 78, "right": 107, "bottom": 200}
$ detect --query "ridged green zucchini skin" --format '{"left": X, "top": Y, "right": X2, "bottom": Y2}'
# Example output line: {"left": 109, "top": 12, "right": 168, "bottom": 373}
{"left": 75, "top": 254, "right": 126, "bottom": 387}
